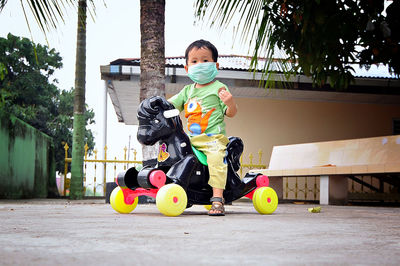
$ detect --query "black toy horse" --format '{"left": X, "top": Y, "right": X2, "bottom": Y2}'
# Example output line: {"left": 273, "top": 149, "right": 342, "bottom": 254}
{"left": 110, "top": 96, "right": 278, "bottom": 216}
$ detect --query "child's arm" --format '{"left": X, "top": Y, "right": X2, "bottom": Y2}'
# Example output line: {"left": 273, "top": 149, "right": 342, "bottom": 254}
{"left": 218, "top": 88, "right": 237, "bottom": 118}
{"left": 168, "top": 87, "right": 187, "bottom": 112}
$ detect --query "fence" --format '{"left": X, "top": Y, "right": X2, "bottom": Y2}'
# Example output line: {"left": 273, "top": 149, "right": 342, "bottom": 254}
{"left": 63, "top": 144, "right": 142, "bottom": 196}
{"left": 282, "top": 175, "right": 399, "bottom": 202}
{"left": 283, "top": 176, "right": 320, "bottom": 201}
{"left": 62, "top": 144, "right": 267, "bottom": 197}
{"left": 62, "top": 144, "right": 398, "bottom": 202}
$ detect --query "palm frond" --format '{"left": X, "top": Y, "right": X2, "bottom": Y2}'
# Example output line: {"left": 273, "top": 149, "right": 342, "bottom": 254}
{"left": 24, "top": 0, "right": 76, "bottom": 33}
{"left": 0, "top": 0, "right": 7, "bottom": 11}
{"left": 195, "top": 0, "right": 293, "bottom": 89}
{"left": 0, "top": 0, "right": 99, "bottom": 35}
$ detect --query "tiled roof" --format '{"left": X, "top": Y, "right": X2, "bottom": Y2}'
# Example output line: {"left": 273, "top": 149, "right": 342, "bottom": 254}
{"left": 110, "top": 55, "right": 398, "bottom": 79}
{"left": 164, "top": 55, "right": 279, "bottom": 71}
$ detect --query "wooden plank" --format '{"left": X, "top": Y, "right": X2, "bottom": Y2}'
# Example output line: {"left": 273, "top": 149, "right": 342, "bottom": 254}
{"left": 367, "top": 164, "right": 385, "bottom": 173}
{"left": 351, "top": 165, "right": 368, "bottom": 174}
{"left": 267, "top": 135, "right": 400, "bottom": 174}
{"left": 385, "top": 163, "right": 400, "bottom": 173}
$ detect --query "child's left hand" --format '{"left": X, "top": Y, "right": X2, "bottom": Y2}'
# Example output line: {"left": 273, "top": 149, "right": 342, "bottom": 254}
{"left": 218, "top": 88, "right": 234, "bottom": 107}
{"left": 218, "top": 87, "right": 237, "bottom": 117}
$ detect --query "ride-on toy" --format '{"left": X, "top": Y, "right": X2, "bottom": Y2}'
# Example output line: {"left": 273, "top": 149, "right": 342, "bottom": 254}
{"left": 110, "top": 96, "right": 278, "bottom": 216}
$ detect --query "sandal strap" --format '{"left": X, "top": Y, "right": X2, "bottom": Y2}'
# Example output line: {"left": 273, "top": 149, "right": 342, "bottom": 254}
{"left": 211, "top": 202, "right": 225, "bottom": 210}
{"left": 209, "top": 201, "right": 225, "bottom": 216}
{"left": 210, "top": 197, "right": 224, "bottom": 203}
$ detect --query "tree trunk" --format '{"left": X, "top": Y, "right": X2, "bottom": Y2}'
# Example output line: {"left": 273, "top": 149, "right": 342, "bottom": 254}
{"left": 70, "top": 0, "right": 87, "bottom": 199}
{"left": 140, "top": 0, "right": 165, "bottom": 163}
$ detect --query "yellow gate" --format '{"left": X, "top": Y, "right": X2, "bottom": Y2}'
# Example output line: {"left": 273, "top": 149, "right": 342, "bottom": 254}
{"left": 63, "top": 144, "right": 142, "bottom": 196}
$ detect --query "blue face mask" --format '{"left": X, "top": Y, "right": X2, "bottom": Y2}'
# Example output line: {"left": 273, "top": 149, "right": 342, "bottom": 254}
{"left": 187, "top": 62, "right": 218, "bottom": 85}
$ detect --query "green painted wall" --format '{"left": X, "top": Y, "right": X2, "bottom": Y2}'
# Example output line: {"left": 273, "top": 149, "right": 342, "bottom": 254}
{"left": 0, "top": 111, "right": 57, "bottom": 198}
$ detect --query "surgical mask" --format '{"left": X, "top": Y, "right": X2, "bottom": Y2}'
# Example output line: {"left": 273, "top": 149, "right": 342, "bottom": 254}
{"left": 187, "top": 62, "right": 218, "bottom": 84}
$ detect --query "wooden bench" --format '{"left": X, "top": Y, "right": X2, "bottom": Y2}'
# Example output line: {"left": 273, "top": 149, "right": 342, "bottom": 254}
{"left": 253, "top": 135, "right": 400, "bottom": 204}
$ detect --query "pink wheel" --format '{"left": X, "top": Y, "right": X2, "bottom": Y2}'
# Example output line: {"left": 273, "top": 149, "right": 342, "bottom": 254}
{"left": 256, "top": 175, "right": 269, "bottom": 187}
{"left": 149, "top": 170, "right": 166, "bottom": 188}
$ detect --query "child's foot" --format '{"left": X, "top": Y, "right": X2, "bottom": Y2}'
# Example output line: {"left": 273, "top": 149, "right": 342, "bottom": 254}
{"left": 208, "top": 197, "right": 225, "bottom": 216}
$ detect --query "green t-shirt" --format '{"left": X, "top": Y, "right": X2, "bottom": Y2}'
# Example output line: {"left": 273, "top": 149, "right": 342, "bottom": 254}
{"left": 169, "top": 80, "right": 229, "bottom": 136}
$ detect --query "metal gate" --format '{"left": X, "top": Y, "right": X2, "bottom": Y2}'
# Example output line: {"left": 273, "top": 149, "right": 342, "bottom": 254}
{"left": 62, "top": 144, "right": 267, "bottom": 197}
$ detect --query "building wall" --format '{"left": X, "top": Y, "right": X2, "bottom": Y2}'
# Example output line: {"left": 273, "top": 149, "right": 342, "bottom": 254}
{"left": 166, "top": 89, "right": 400, "bottom": 201}
{"left": 226, "top": 97, "right": 400, "bottom": 166}
{"left": 0, "top": 111, "right": 56, "bottom": 199}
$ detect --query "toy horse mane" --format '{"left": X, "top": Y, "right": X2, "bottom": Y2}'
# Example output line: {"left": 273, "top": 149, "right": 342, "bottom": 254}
{"left": 137, "top": 96, "right": 191, "bottom": 158}
{"left": 137, "top": 96, "right": 174, "bottom": 120}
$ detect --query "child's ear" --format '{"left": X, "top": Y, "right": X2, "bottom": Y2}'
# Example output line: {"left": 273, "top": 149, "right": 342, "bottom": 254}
{"left": 216, "top": 62, "right": 219, "bottom": 70}
{"left": 184, "top": 65, "right": 188, "bottom": 73}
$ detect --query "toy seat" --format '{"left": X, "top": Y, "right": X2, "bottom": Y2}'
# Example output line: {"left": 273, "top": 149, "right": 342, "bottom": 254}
{"left": 192, "top": 146, "right": 208, "bottom": 166}
{"left": 191, "top": 137, "right": 244, "bottom": 171}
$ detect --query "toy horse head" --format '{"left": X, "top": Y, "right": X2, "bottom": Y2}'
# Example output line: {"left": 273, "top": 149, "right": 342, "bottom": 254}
{"left": 137, "top": 96, "right": 181, "bottom": 146}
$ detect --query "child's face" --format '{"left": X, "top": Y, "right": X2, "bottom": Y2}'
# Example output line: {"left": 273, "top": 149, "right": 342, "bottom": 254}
{"left": 185, "top": 47, "right": 219, "bottom": 72}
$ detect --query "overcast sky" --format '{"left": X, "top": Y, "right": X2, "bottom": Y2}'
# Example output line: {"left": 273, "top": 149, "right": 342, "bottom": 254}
{"left": 0, "top": 0, "right": 250, "bottom": 165}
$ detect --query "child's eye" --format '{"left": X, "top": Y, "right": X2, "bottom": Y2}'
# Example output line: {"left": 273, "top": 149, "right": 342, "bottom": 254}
{"left": 204, "top": 59, "right": 208, "bottom": 62}
{"left": 192, "top": 60, "right": 197, "bottom": 63}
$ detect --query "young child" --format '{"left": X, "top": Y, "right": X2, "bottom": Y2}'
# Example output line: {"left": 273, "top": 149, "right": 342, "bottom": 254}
{"left": 168, "top": 39, "right": 237, "bottom": 216}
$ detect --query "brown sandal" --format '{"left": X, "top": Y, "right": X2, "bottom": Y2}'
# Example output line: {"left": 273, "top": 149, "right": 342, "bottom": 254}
{"left": 208, "top": 197, "right": 225, "bottom": 216}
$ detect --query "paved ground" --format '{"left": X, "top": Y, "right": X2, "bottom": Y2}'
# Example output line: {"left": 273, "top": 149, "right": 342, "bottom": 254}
{"left": 0, "top": 199, "right": 399, "bottom": 266}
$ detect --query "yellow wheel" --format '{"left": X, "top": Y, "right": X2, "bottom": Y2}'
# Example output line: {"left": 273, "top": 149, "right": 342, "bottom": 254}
{"left": 110, "top": 187, "right": 138, "bottom": 214}
{"left": 156, "top": 184, "right": 187, "bottom": 217}
{"left": 204, "top": 205, "right": 212, "bottom": 211}
{"left": 253, "top": 187, "right": 278, "bottom": 214}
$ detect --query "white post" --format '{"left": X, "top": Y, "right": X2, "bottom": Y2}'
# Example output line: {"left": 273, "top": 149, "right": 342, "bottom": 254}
{"left": 103, "top": 81, "right": 108, "bottom": 184}
{"left": 320, "top": 175, "right": 329, "bottom": 205}
{"left": 127, "top": 135, "right": 131, "bottom": 169}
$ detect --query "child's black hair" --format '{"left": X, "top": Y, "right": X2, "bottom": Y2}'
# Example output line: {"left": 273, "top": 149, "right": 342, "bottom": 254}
{"left": 185, "top": 39, "right": 218, "bottom": 64}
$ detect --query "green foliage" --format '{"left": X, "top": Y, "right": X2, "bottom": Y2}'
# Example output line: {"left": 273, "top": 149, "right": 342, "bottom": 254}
{"left": 0, "top": 33, "right": 95, "bottom": 173}
{"left": 0, "top": 62, "right": 6, "bottom": 80}
{"left": 196, "top": 0, "right": 400, "bottom": 89}
{"left": 265, "top": 0, "right": 400, "bottom": 88}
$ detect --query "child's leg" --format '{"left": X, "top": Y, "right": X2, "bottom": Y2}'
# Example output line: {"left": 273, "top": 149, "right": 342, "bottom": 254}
{"left": 190, "top": 134, "right": 229, "bottom": 189}
{"left": 191, "top": 134, "right": 229, "bottom": 215}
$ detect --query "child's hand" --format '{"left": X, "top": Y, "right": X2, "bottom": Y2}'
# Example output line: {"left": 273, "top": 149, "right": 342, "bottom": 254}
{"left": 218, "top": 88, "right": 234, "bottom": 107}
{"left": 218, "top": 87, "right": 237, "bottom": 117}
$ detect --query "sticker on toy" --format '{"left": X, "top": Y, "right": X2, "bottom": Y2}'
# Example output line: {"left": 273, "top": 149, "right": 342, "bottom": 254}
{"left": 157, "top": 143, "right": 170, "bottom": 162}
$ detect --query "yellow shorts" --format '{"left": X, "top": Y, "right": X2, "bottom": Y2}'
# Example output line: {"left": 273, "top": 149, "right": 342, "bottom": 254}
{"left": 190, "top": 134, "right": 229, "bottom": 189}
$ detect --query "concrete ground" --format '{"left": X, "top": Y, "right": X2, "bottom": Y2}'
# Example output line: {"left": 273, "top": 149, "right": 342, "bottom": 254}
{"left": 0, "top": 199, "right": 399, "bottom": 266}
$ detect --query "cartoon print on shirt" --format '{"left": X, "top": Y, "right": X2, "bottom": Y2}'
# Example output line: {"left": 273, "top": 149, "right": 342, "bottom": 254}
{"left": 184, "top": 98, "right": 215, "bottom": 135}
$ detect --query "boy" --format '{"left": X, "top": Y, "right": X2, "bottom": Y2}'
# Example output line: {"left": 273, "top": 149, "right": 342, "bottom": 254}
{"left": 168, "top": 39, "right": 237, "bottom": 216}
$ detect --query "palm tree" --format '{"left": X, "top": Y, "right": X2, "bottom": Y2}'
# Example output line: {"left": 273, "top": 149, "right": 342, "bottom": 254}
{"left": 69, "top": 0, "right": 87, "bottom": 199}
{"left": 139, "top": 0, "right": 166, "bottom": 163}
